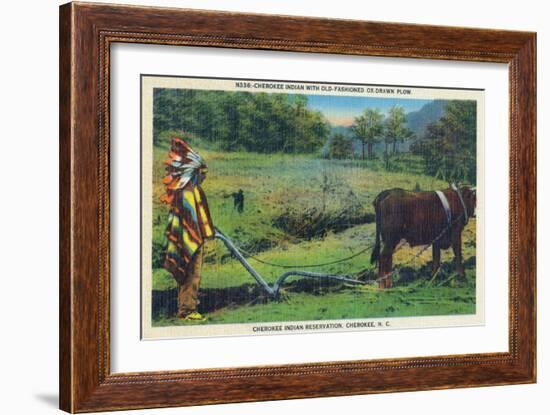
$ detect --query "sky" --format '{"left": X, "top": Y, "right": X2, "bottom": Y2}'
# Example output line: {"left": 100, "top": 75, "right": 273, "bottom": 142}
{"left": 305, "top": 94, "right": 433, "bottom": 126}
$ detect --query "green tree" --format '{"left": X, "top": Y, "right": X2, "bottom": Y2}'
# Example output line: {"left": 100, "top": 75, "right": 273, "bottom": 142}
{"left": 351, "top": 108, "right": 384, "bottom": 160}
{"left": 411, "top": 100, "right": 477, "bottom": 184}
{"left": 153, "top": 89, "right": 199, "bottom": 145}
{"left": 384, "top": 105, "right": 415, "bottom": 155}
{"left": 152, "top": 89, "right": 330, "bottom": 153}
{"left": 328, "top": 133, "right": 353, "bottom": 159}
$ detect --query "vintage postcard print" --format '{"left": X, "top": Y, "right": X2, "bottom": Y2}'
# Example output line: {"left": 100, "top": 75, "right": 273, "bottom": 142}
{"left": 141, "top": 75, "right": 484, "bottom": 339}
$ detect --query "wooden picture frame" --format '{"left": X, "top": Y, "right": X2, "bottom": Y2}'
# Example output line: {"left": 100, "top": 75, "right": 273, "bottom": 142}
{"left": 59, "top": 2, "right": 536, "bottom": 412}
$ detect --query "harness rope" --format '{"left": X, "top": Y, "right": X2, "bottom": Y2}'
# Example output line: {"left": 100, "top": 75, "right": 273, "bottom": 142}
{"left": 451, "top": 183, "right": 470, "bottom": 225}
{"left": 377, "top": 186, "right": 472, "bottom": 283}
{"left": 376, "top": 211, "right": 466, "bottom": 282}
{"left": 215, "top": 186, "right": 472, "bottom": 296}
{"left": 214, "top": 229, "right": 369, "bottom": 297}
{"left": 216, "top": 210, "right": 465, "bottom": 296}
{"left": 231, "top": 242, "right": 375, "bottom": 269}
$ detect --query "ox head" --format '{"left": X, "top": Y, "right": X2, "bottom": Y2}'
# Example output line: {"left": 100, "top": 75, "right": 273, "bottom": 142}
{"left": 459, "top": 186, "right": 477, "bottom": 219}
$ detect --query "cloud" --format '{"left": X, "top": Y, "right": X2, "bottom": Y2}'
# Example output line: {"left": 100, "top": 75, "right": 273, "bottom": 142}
{"left": 324, "top": 115, "right": 355, "bottom": 126}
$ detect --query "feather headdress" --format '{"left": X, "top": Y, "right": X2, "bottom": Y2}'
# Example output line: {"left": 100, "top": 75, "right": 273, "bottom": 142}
{"left": 161, "top": 137, "right": 214, "bottom": 274}
{"left": 160, "top": 138, "right": 208, "bottom": 203}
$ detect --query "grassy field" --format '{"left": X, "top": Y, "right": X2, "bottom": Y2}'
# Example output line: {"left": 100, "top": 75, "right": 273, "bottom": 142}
{"left": 150, "top": 141, "right": 477, "bottom": 327}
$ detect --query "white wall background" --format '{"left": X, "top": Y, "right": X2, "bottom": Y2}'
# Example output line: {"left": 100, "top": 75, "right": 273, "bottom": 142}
{"left": 0, "top": 0, "right": 545, "bottom": 414}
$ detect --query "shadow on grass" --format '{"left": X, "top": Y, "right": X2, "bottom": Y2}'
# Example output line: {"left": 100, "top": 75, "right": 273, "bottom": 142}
{"left": 356, "top": 256, "right": 476, "bottom": 287}
{"left": 396, "top": 256, "right": 476, "bottom": 287}
{"left": 152, "top": 284, "right": 269, "bottom": 320}
{"left": 152, "top": 277, "right": 347, "bottom": 320}
{"left": 153, "top": 257, "right": 476, "bottom": 320}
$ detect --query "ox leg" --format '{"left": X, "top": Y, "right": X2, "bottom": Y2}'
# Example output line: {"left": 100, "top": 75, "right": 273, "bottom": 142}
{"left": 432, "top": 243, "right": 441, "bottom": 275}
{"left": 451, "top": 233, "right": 465, "bottom": 279}
{"left": 379, "top": 239, "right": 398, "bottom": 289}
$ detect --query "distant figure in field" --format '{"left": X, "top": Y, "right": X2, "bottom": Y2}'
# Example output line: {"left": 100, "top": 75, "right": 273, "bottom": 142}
{"left": 232, "top": 189, "right": 245, "bottom": 213}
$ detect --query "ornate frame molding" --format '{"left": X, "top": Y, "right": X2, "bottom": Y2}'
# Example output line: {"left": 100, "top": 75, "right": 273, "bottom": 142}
{"left": 60, "top": 2, "right": 536, "bottom": 412}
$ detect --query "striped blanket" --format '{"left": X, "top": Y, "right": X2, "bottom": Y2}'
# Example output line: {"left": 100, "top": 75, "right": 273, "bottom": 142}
{"left": 160, "top": 137, "right": 214, "bottom": 274}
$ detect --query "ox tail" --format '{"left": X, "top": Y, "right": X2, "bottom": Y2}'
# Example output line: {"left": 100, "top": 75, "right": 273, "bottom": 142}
{"left": 370, "top": 197, "right": 382, "bottom": 264}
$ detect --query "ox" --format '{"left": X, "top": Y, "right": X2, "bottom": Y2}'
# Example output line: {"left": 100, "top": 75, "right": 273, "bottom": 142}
{"left": 370, "top": 185, "right": 476, "bottom": 288}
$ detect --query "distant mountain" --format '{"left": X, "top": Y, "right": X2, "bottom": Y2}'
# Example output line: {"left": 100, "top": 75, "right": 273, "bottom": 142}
{"left": 322, "top": 100, "right": 447, "bottom": 157}
{"left": 406, "top": 100, "right": 447, "bottom": 137}
{"left": 330, "top": 125, "right": 354, "bottom": 137}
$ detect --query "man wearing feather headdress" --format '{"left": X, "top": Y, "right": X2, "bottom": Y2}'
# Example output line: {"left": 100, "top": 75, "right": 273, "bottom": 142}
{"left": 160, "top": 137, "right": 214, "bottom": 320}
